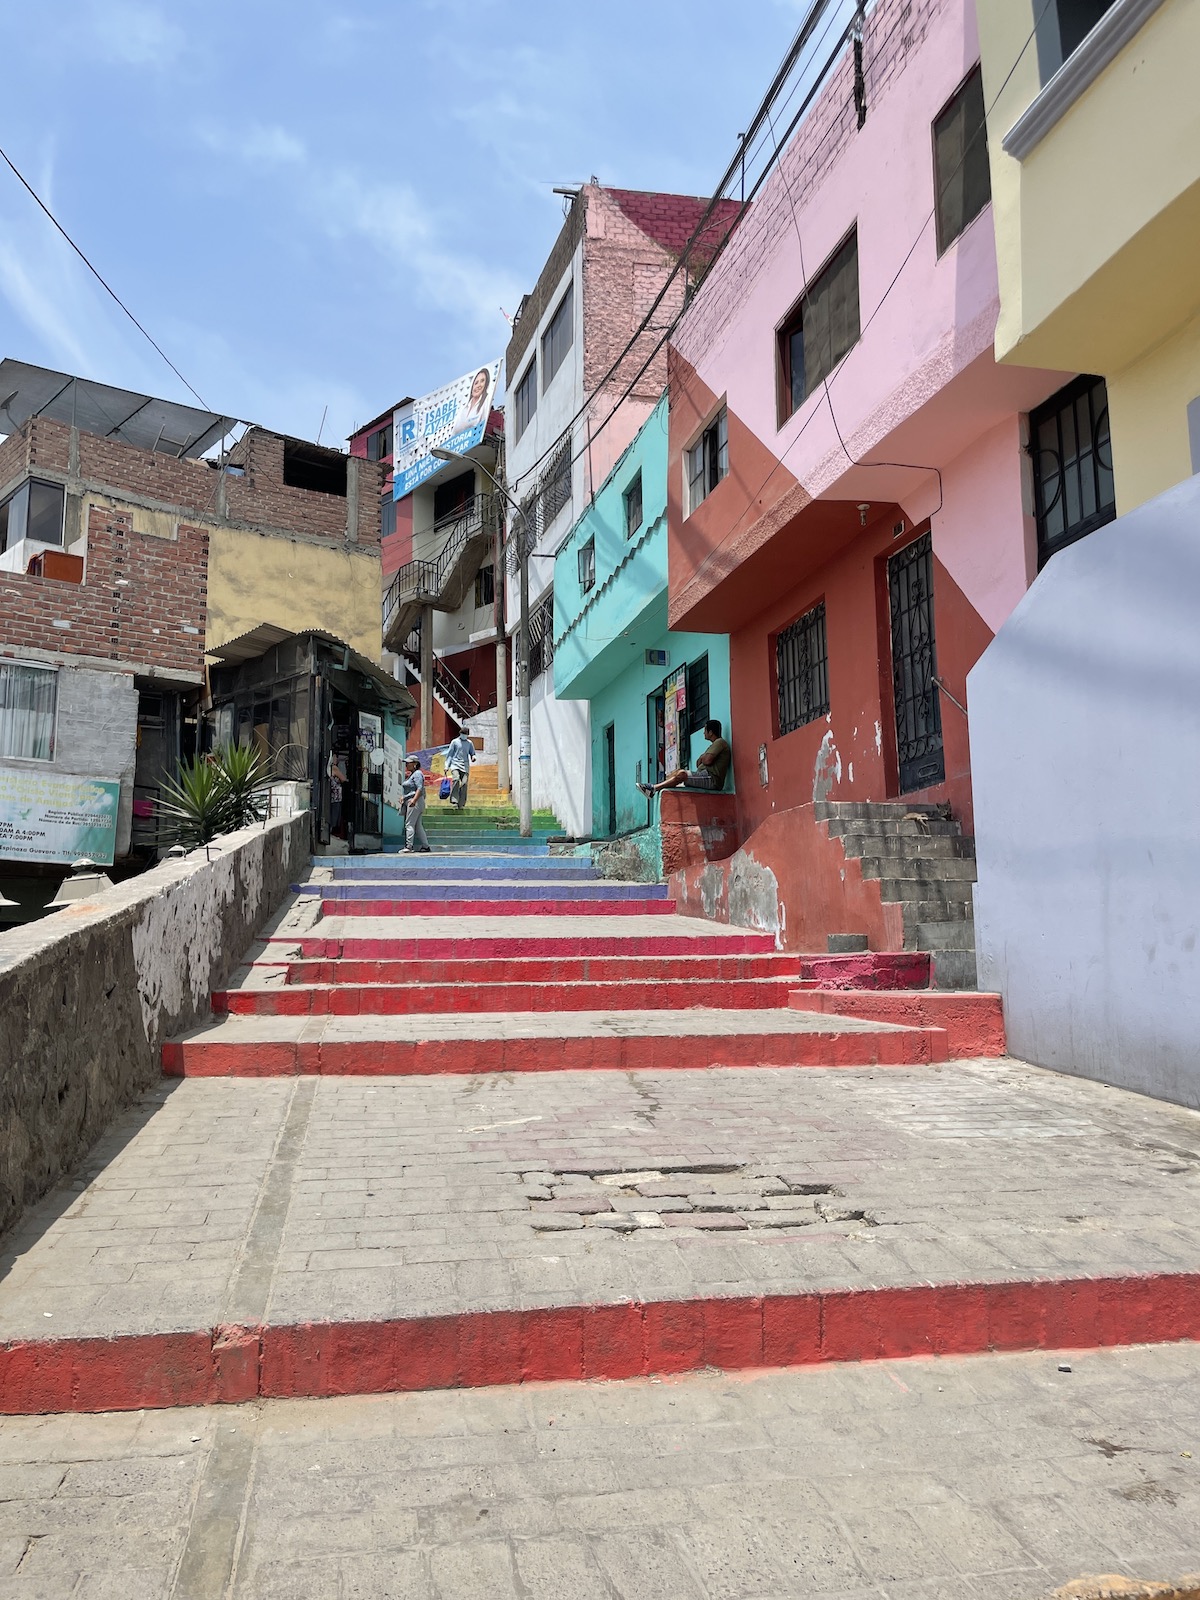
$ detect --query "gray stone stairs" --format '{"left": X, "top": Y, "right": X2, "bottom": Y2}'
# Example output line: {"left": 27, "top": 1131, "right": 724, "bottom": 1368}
{"left": 815, "top": 800, "right": 978, "bottom": 989}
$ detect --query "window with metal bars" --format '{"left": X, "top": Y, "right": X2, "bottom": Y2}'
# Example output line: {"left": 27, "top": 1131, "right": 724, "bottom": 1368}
{"left": 624, "top": 471, "right": 643, "bottom": 539}
{"left": 474, "top": 564, "right": 495, "bottom": 608}
{"left": 686, "top": 653, "right": 710, "bottom": 735}
{"left": 578, "top": 539, "right": 595, "bottom": 593}
{"left": 529, "top": 592, "right": 555, "bottom": 681}
{"left": 775, "top": 602, "right": 829, "bottom": 735}
{"left": 540, "top": 436, "right": 572, "bottom": 529}
{"left": 1029, "top": 375, "right": 1116, "bottom": 567}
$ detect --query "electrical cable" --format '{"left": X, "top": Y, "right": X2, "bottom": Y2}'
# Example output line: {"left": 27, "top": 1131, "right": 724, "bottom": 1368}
{"left": 0, "top": 141, "right": 211, "bottom": 411}
{"left": 675, "top": 0, "right": 1056, "bottom": 587}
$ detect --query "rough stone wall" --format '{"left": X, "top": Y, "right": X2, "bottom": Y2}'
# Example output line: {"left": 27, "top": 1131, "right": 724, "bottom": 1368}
{"left": 0, "top": 504, "right": 207, "bottom": 679}
{"left": 0, "top": 812, "right": 308, "bottom": 1237}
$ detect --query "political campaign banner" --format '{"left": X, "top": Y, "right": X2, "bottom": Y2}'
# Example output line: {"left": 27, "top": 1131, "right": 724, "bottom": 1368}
{"left": 392, "top": 360, "right": 501, "bottom": 500}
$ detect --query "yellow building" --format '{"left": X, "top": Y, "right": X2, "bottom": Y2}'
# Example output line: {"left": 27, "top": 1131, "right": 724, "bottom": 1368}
{"left": 976, "top": 0, "right": 1200, "bottom": 528}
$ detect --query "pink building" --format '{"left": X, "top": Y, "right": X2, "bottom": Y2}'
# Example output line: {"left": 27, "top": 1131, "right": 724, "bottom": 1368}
{"left": 665, "top": 0, "right": 1072, "bottom": 984}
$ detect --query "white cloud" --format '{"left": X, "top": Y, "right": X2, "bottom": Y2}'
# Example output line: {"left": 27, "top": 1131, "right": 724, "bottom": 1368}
{"left": 88, "top": 1, "right": 185, "bottom": 69}
{"left": 195, "top": 122, "right": 306, "bottom": 167}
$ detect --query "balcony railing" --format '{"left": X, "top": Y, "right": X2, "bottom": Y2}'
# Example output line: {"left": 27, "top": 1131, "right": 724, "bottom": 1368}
{"left": 383, "top": 493, "right": 500, "bottom": 631}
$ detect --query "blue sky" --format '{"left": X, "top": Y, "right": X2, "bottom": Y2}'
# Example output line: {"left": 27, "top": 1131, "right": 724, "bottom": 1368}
{"left": 0, "top": 0, "right": 806, "bottom": 447}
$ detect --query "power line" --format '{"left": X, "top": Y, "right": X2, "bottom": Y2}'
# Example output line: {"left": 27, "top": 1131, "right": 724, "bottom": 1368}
{"left": 0, "top": 141, "right": 211, "bottom": 411}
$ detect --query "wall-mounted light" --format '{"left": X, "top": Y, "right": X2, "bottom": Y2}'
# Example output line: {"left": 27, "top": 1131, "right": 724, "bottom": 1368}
{"left": 47, "top": 857, "right": 113, "bottom": 909}
{"left": 857, "top": 503, "right": 870, "bottom": 527}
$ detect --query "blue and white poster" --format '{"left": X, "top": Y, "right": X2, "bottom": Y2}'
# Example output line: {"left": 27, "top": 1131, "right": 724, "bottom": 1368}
{"left": 392, "top": 360, "right": 501, "bottom": 500}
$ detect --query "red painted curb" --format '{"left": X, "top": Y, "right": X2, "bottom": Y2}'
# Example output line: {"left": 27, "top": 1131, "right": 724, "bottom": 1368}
{"left": 162, "top": 1024, "right": 949, "bottom": 1077}
{"left": 277, "top": 954, "right": 809, "bottom": 986}
{"left": 789, "top": 989, "right": 1007, "bottom": 1058}
{"left": 323, "top": 898, "right": 677, "bottom": 918}
{"left": 3, "top": 1273, "right": 1198, "bottom": 1414}
{"left": 286, "top": 933, "right": 779, "bottom": 960}
{"left": 801, "top": 952, "right": 931, "bottom": 989}
{"left": 214, "top": 978, "right": 801, "bottom": 1018}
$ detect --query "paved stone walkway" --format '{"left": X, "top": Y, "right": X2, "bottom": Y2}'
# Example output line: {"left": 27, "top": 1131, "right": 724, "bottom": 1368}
{"left": 2, "top": 1344, "right": 1199, "bottom": 1598}
{"left": 3, "top": 1061, "right": 1200, "bottom": 1344}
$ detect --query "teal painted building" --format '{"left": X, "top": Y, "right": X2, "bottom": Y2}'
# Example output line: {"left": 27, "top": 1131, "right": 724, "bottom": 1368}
{"left": 554, "top": 394, "right": 730, "bottom": 839}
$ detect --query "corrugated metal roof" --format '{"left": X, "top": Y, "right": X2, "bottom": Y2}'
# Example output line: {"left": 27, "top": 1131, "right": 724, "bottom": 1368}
{"left": 0, "top": 359, "right": 240, "bottom": 459}
{"left": 207, "top": 626, "right": 415, "bottom": 711}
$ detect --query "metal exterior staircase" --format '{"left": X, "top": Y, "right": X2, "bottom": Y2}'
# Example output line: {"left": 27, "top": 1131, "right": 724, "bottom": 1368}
{"left": 398, "top": 624, "right": 480, "bottom": 724}
{"left": 382, "top": 493, "right": 499, "bottom": 653}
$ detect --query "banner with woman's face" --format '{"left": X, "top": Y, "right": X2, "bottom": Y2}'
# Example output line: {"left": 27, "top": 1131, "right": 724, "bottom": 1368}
{"left": 392, "top": 359, "right": 501, "bottom": 499}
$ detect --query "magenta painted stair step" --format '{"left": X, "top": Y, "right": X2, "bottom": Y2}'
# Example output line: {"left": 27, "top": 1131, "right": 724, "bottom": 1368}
{"left": 214, "top": 977, "right": 801, "bottom": 1017}
{"left": 321, "top": 897, "right": 678, "bottom": 917}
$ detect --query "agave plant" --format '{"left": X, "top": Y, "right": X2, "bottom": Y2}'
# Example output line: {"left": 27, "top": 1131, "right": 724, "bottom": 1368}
{"left": 218, "top": 742, "right": 272, "bottom": 830}
{"left": 156, "top": 755, "right": 234, "bottom": 847}
{"left": 155, "top": 744, "right": 273, "bottom": 847}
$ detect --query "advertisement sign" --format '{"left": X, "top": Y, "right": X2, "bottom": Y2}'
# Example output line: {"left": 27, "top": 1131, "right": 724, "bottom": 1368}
{"left": 0, "top": 770, "right": 121, "bottom": 866}
{"left": 392, "top": 360, "right": 501, "bottom": 500}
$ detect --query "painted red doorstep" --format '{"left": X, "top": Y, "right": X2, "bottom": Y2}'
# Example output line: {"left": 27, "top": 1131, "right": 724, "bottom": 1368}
{"left": 790, "top": 989, "right": 1007, "bottom": 1059}
{"left": 213, "top": 978, "right": 801, "bottom": 1017}
{"left": 3, "top": 1273, "right": 1198, "bottom": 1415}
{"left": 161, "top": 1024, "right": 949, "bottom": 1077}
{"left": 323, "top": 898, "right": 677, "bottom": 918}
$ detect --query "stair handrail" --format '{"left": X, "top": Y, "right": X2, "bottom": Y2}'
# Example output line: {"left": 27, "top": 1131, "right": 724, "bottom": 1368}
{"left": 399, "top": 625, "right": 481, "bottom": 722}
{"left": 383, "top": 492, "right": 499, "bottom": 631}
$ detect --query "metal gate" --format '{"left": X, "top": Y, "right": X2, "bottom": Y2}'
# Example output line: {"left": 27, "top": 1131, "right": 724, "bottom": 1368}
{"left": 888, "top": 531, "right": 944, "bottom": 793}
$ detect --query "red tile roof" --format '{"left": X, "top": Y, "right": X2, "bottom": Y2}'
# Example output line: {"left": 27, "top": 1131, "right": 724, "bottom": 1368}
{"left": 603, "top": 188, "right": 747, "bottom": 269}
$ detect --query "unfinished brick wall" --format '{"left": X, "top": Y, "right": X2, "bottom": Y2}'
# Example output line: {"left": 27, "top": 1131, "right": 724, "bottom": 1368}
{"left": 12, "top": 418, "right": 383, "bottom": 547}
{"left": 582, "top": 187, "right": 686, "bottom": 408}
{"left": 0, "top": 505, "right": 207, "bottom": 679}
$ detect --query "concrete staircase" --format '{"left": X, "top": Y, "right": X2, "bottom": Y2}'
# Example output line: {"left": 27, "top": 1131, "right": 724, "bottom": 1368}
{"left": 817, "top": 800, "right": 979, "bottom": 990}
{"left": 415, "top": 759, "right": 564, "bottom": 854}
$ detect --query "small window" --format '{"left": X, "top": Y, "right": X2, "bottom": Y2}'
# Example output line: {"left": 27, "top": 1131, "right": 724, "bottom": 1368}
{"left": 0, "top": 661, "right": 58, "bottom": 761}
{"left": 778, "top": 229, "right": 860, "bottom": 424}
{"left": 529, "top": 591, "right": 555, "bottom": 681}
{"left": 686, "top": 408, "right": 728, "bottom": 515}
{"left": 366, "top": 423, "right": 393, "bottom": 461}
{"left": 282, "top": 440, "right": 347, "bottom": 496}
{"left": 1030, "top": 375, "right": 1116, "bottom": 567}
{"left": 0, "top": 479, "right": 65, "bottom": 552}
{"left": 381, "top": 497, "right": 397, "bottom": 540}
{"left": 1035, "top": 0, "right": 1120, "bottom": 82}
{"left": 433, "top": 470, "right": 475, "bottom": 525}
{"left": 624, "top": 472, "right": 643, "bottom": 539}
{"left": 475, "top": 563, "right": 495, "bottom": 608}
{"left": 775, "top": 602, "right": 829, "bottom": 735}
{"left": 542, "top": 282, "right": 574, "bottom": 391}
{"left": 514, "top": 361, "right": 538, "bottom": 442}
{"left": 686, "top": 653, "right": 710, "bottom": 735}
{"left": 578, "top": 539, "right": 596, "bottom": 593}
{"left": 933, "top": 66, "right": 991, "bottom": 254}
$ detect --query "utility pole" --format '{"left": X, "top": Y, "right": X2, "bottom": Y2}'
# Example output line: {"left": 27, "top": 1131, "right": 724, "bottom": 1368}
{"left": 419, "top": 605, "right": 434, "bottom": 752}
{"left": 431, "top": 447, "right": 532, "bottom": 836}
{"left": 493, "top": 508, "right": 510, "bottom": 795}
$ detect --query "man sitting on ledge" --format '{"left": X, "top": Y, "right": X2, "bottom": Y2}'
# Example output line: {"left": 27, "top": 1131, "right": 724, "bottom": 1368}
{"left": 638, "top": 719, "right": 731, "bottom": 797}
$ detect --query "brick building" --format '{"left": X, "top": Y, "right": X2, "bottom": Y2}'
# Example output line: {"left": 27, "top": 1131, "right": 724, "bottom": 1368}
{"left": 0, "top": 362, "right": 392, "bottom": 914}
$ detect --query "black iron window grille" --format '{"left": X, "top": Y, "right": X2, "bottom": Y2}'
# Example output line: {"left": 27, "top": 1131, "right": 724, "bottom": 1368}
{"left": 540, "top": 436, "right": 572, "bottom": 529}
{"left": 775, "top": 602, "right": 829, "bottom": 735}
{"left": 686, "top": 653, "right": 710, "bottom": 734}
{"left": 686, "top": 407, "right": 728, "bottom": 513}
{"left": 529, "top": 592, "right": 555, "bottom": 681}
{"left": 1029, "top": 374, "right": 1116, "bottom": 567}
{"left": 777, "top": 229, "right": 860, "bottom": 423}
{"left": 888, "top": 532, "right": 945, "bottom": 793}
{"left": 624, "top": 471, "right": 643, "bottom": 538}
{"left": 475, "top": 564, "right": 495, "bottom": 608}
{"left": 933, "top": 65, "right": 991, "bottom": 255}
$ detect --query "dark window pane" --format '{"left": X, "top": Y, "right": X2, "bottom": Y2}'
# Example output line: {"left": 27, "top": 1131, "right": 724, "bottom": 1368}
{"left": 1030, "top": 375, "right": 1117, "bottom": 566}
{"left": 624, "top": 472, "right": 643, "bottom": 538}
{"left": 778, "top": 232, "right": 860, "bottom": 421}
{"left": 542, "top": 283, "right": 574, "bottom": 389}
{"left": 687, "top": 654, "right": 710, "bottom": 734}
{"left": 514, "top": 362, "right": 538, "bottom": 441}
{"left": 934, "top": 66, "right": 991, "bottom": 254}
{"left": 26, "top": 481, "right": 64, "bottom": 546}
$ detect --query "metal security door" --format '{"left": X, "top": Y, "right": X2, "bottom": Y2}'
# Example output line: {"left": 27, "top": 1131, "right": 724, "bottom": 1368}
{"left": 888, "top": 531, "right": 944, "bottom": 793}
{"left": 604, "top": 723, "right": 616, "bottom": 836}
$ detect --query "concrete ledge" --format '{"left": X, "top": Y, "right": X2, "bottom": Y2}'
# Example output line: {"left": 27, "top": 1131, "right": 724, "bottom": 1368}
{"left": 660, "top": 791, "right": 739, "bottom": 875}
{"left": 0, "top": 813, "right": 309, "bottom": 1237}
{"left": 2, "top": 1271, "right": 1197, "bottom": 1414}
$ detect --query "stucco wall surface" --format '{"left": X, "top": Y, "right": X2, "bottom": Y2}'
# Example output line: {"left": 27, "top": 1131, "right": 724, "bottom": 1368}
{"left": 0, "top": 813, "right": 308, "bottom": 1237}
{"left": 207, "top": 528, "right": 383, "bottom": 662}
{"left": 969, "top": 473, "right": 1200, "bottom": 1108}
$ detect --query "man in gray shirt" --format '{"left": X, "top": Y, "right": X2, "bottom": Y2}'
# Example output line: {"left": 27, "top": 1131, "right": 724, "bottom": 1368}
{"left": 444, "top": 727, "right": 477, "bottom": 811}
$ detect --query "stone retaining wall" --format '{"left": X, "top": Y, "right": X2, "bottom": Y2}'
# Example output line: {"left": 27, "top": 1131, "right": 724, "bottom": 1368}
{"left": 0, "top": 813, "right": 309, "bottom": 1237}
